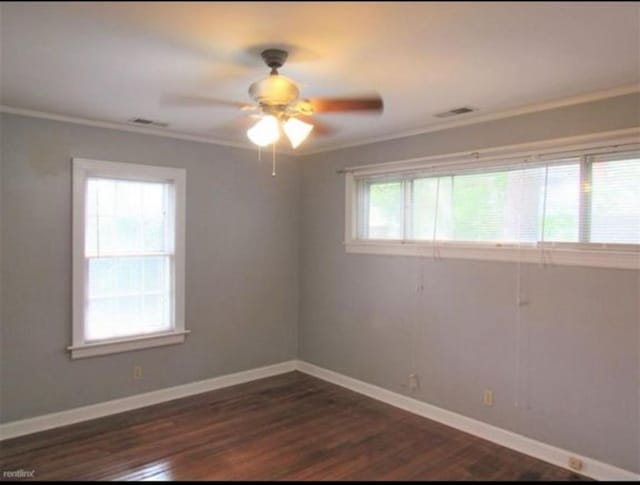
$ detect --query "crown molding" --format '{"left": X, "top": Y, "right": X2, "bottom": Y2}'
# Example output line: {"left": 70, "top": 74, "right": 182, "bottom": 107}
{"left": 298, "top": 83, "right": 640, "bottom": 157}
{"left": 0, "top": 105, "right": 248, "bottom": 148}
{"left": 2, "top": 83, "right": 638, "bottom": 158}
{"left": 0, "top": 105, "right": 298, "bottom": 154}
{"left": 341, "top": 127, "right": 640, "bottom": 175}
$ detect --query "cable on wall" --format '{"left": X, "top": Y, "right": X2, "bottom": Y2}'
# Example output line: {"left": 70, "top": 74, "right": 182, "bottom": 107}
{"left": 431, "top": 177, "right": 441, "bottom": 261}
{"left": 539, "top": 163, "right": 550, "bottom": 266}
{"left": 514, "top": 158, "right": 532, "bottom": 411}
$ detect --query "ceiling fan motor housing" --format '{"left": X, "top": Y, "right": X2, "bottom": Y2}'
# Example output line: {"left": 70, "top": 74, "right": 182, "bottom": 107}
{"left": 249, "top": 74, "right": 299, "bottom": 107}
{"left": 261, "top": 49, "right": 288, "bottom": 70}
{"left": 248, "top": 48, "right": 300, "bottom": 108}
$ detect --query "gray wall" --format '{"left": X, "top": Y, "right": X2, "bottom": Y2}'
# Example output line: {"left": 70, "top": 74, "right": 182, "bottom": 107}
{"left": 298, "top": 93, "right": 640, "bottom": 473}
{"left": 0, "top": 114, "right": 299, "bottom": 422}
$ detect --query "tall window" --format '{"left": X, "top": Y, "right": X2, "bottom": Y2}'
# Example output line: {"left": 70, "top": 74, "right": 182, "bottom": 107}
{"left": 71, "top": 159, "right": 186, "bottom": 359}
{"left": 347, "top": 146, "right": 639, "bottom": 269}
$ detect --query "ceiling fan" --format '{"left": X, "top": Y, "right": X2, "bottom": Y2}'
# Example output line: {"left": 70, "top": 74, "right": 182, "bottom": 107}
{"left": 170, "top": 48, "right": 383, "bottom": 149}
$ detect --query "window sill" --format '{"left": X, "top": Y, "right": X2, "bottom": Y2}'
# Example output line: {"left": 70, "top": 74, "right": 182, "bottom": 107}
{"left": 345, "top": 240, "right": 640, "bottom": 270}
{"left": 68, "top": 330, "right": 190, "bottom": 359}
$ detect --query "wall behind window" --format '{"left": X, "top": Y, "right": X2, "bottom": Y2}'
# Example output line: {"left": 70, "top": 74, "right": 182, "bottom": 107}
{"left": 0, "top": 113, "right": 300, "bottom": 422}
{"left": 298, "top": 92, "right": 640, "bottom": 473}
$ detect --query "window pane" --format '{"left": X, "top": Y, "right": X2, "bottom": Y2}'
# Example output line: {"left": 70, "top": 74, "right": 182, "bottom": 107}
{"left": 85, "top": 215, "right": 98, "bottom": 256}
{"left": 591, "top": 156, "right": 640, "bottom": 244}
{"left": 143, "top": 256, "right": 167, "bottom": 292}
{"left": 539, "top": 164, "right": 580, "bottom": 242}
{"left": 85, "top": 176, "right": 173, "bottom": 341}
{"left": 116, "top": 181, "right": 143, "bottom": 217}
{"left": 86, "top": 178, "right": 168, "bottom": 256}
{"left": 86, "top": 256, "right": 171, "bottom": 341}
{"left": 412, "top": 175, "right": 455, "bottom": 241}
{"left": 438, "top": 163, "right": 578, "bottom": 243}
{"left": 143, "top": 218, "right": 166, "bottom": 252}
{"left": 445, "top": 167, "right": 555, "bottom": 243}
{"left": 504, "top": 167, "right": 545, "bottom": 243}
{"left": 142, "top": 183, "right": 165, "bottom": 217}
{"left": 410, "top": 178, "right": 438, "bottom": 240}
{"left": 366, "top": 181, "right": 403, "bottom": 239}
{"left": 358, "top": 160, "right": 582, "bottom": 244}
{"left": 449, "top": 170, "right": 510, "bottom": 242}
{"left": 86, "top": 294, "right": 170, "bottom": 341}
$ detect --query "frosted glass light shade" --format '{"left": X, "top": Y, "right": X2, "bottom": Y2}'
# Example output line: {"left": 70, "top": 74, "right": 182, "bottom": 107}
{"left": 283, "top": 117, "right": 313, "bottom": 149}
{"left": 247, "top": 115, "right": 280, "bottom": 146}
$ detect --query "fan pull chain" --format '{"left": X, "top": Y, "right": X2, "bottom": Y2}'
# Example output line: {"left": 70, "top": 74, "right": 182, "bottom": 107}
{"left": 258, "top": 145, "right": 261, "bottom": 161}
{"left": 272, "top": 143, "right": 276, "bottom": 177}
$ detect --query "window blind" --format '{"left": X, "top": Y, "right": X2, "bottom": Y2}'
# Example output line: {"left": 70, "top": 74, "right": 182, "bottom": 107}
{"left": 356, "top": 150, "right": 639, "bottom": 248}
{"left": 589, "top": 153, "right": 640, "bottom": 244}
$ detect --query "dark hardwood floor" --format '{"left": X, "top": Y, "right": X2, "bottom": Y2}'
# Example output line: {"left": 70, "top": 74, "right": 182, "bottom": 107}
{"left": 0, "top": 371, "right": 588, "bottom": 481}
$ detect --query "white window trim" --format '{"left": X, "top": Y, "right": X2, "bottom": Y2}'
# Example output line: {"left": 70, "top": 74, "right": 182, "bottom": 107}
{"left": 344, "top": 129, "right": 640, "bottom": 270}
{"left": 71, "top": 158, "right": 188, "bottom": 359}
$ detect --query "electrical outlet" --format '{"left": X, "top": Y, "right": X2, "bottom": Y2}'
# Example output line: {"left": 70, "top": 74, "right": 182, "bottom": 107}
{"left": 568, "top": 456, "right": 583, "bottom": 471}
{"left": 483, "top": 389, "right": 494, "bottom": 407}
{"left": 133, "top": 366, "right": 143, "bottom": 380}
{"left": 408, "top": 373, "right": 419, "bottom": 391}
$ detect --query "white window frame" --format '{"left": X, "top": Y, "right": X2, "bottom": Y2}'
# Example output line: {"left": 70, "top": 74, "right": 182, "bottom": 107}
{"left": 344, "top": 129, "right": 640, "bottom": 270}
{"left": 70, "top": 158, "right": 188, "bottom": 359}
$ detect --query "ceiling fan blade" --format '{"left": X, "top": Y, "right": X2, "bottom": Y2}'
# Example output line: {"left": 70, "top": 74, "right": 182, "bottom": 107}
{"left": 309, "top": 96, "right": 383, "bottom": 113}
{"left": 162, "top": 94, "right": 256, "bottom": 110}
{"left": 296, "top": 115, "right": 336, "bottom": 136}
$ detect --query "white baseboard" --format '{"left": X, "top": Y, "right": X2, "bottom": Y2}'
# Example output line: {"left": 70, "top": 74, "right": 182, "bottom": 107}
{"left": 295, "top": 360, "right": 639, "bottom": 482}
{"left": 0, "top": 360, "right": 297, "bottom": 441}
{"left": 2, "top": 358, "right": 637, "bottom": 481}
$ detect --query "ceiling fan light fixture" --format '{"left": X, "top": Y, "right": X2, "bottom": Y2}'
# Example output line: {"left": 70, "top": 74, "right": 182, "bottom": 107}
{"left": 247, "top": 115, "right": 280, "bottom": 146}
{"left": 283, "top": 117, "right": 313, "bottom": 149}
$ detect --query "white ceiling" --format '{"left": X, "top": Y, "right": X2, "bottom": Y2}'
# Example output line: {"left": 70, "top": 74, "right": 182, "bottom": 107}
{"left": 1, "top": 1, "right": 639, "bottom": 152}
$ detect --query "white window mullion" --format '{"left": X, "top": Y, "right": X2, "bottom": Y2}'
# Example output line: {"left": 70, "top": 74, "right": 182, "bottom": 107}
{"left": 360, "top": 180, "right": 370, "bottom": 239}
{"left": 168, "top": 253, "right": 176, "bottom": 331}
{"left": 539, "top": 164, "right": 550, "bottom": 245}
{"left": 432, "top": 176, "right": 441, "bottom": 246}
{"left": 578, "top": 155, "right": 593, "bottom": 243}
{"left": 403, "top": 178, "right": 412, "bottom": 241}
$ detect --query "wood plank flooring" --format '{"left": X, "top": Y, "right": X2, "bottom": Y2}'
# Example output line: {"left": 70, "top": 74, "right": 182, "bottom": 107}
{"left": 0, "top": 371, "right": 588, "bottom": 481}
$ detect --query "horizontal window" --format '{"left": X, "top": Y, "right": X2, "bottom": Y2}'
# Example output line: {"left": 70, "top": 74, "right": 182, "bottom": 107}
{"left": 359, "top": 160, "right": 584, "bottom": 244}
{"left": 346, "top": 143, "right": 640, "bottom": 269}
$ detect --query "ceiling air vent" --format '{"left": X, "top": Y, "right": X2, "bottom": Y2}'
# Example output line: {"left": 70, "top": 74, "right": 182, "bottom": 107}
{"left": 434, "top": 106, "right": 475, "bottom": 118}
{"left": 128, "top": 118, "right": 169, "bottom": 128}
